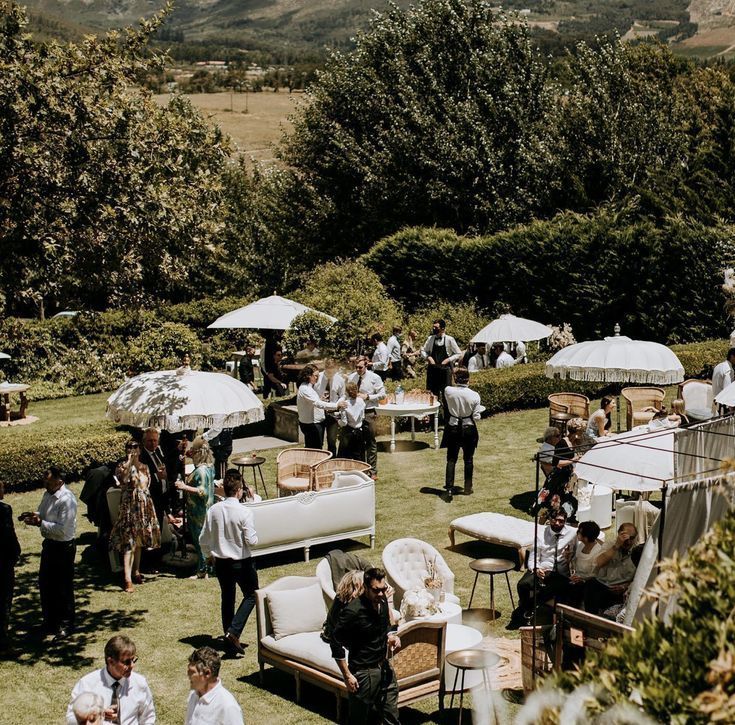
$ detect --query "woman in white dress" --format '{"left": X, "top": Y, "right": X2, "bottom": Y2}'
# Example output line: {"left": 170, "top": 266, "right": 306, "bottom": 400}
{"left": 567, "top": 520, "right": 603, "bottom": 606}
{"left": 586, "top": 396, "right": 615, "bottom": 438}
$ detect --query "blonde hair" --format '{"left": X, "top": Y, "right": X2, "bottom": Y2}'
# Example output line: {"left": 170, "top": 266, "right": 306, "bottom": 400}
{"left": 189, "top": 436, "right": 214, "bottom": 467}
{"left": 335, "top": 570, "right": 364, "bottom": 604}
{"left": 345, "top": 381, "right": 359, "bottom": 398}
{"left": 671, "top": 399, "right": 686, "bottom": 416}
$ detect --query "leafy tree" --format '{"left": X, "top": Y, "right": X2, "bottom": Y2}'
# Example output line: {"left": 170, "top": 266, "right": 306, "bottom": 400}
{"left": 0, "top": 2, "right": 232, "bottom": 317}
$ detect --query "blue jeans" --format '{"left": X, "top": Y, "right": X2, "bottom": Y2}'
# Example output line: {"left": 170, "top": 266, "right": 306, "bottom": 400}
{"left": 214, "top": 557, "right": 259, "bottom": 638}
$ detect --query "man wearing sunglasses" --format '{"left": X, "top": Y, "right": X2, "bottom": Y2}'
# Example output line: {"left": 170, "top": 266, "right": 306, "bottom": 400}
{"left": 66, "top": 635, "right": 156, "bottom": 724}
{"left": 332, "top": 567, "right": 401, "bottom": 724}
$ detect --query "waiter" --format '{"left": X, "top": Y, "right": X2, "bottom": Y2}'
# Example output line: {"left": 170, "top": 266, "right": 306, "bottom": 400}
{"left": 347, "top": 356, "right": 386, "bottom": 478}
{"left": 441, "top": 367, "right": 481, "bottom": 500}
{"left": 21, "top": 466, "right": 77, "bottom": 639}
{"left": 421, "top": 319, "right": 461, "bottom": 398}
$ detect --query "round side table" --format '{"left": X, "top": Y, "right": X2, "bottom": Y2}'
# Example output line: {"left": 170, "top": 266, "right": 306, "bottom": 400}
{"left": 468, "top": 558, "right": 516, "bottom": 621}
{"left": 231, "top": 455, "right": 268, "bottom": 499}
{"left": 445, "top": 648, "right": 501, "bottom": 723}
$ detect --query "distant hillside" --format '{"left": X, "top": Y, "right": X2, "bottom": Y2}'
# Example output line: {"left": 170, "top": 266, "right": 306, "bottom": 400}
{"left": 17, "top": 0, "right": 735, "bottom": 57}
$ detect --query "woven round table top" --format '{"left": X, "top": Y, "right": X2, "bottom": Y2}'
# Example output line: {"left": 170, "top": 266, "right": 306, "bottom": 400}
{"left": 469, "top": 558, "right": 516, "bottom": 575}
{"left": 231, "top": 455, "right": 266, "bottom": 467}
{"left": 445, "top": 648, "right": 501, "bottom": 671}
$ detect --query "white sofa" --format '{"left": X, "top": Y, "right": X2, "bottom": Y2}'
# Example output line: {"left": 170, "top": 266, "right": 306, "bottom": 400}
{"left": 247, "top": 472, "right": 375, "bottom": 561}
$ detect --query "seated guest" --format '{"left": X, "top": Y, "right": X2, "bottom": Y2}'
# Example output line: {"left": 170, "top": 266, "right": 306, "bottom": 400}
{"left": 468, "top": 343, "right": 491, "bottom": 373}
{"left": 492, "top": 343, "right": 515, "bottom": 368}
{"left": 583, "top": 523, "right": 639, "bottom": 615}
{"left": 370, "top": 333, "right": 389, "bottom": 380}
{"left": 238, "top": 344, "right": 256, "bottom": 389}
{"left": 338, "top": 382, "right": 366, "bottom": 461}
{"left": 263, "top": 347, "right": 288, "bottom": 398}
{"left": 669, "top": 399, "right": 689, "bottom": 426}
{"left": 295, "top": 339, "right": 321, "bottom": 363}
{"left": 508, "top": 510, "right": 577, "bottom": 628}
{"left": 71, "top": 692, "right": 104, "bottom": 725}
{"left": 648, "top": 406, "right": 677, "bottom": 430}
{"left": 586, "top": 396, "right": 615, "bottom": 438}
{"left": 568, "top": 520, "right": 603, "bottom": 605}
{"left": 537, "top": 427, "right": 562, "bottom": 478}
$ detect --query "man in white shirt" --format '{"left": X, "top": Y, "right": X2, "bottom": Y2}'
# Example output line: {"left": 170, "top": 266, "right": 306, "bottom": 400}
{"left": 296, "top": 365, "right": 347, "bottom": 449}
{"left": 386, "top": 327, "right": 403, "bottom": 381}
{"left": 441, "top": 367, "right": 481, "bottom": 499}
{"left": 185, "top": 647, "right": 243, "bottom": 725}
{"left": 66, "top": 635, "right": 156, "bottom": 725}
{"left": 421, "top": 319, "right": 461, "bottom": 397}
{"left": 509, "top": 510, "right": 576, "bottom": 628}
{"left": 314, "top": 360, "right": 347, "bottom": 456}
{"left": 347, "top": 357, "right": 386, "bottom": 477}
{"left": 20, "top": 466, "right": 77, "bottom": 638}
{"left": 711, "top": 347, "right": 735, "bottom": 414}
{"left": 370, "top": 333, "right": 389, "bottom": 380}
{"left": 492, "top": 343, "right": 515, "bottom": 368}
{"left": 294, "top": 339, "right": 321, "bottom": 362}
{"left": 337, "top": 381, "right": 367, "bottom": 460}
{"left": 199, "top": 471, "right": 259, "bottom": 656}
{"left": 467, "top": 343, "right": 490, "bottom": 373}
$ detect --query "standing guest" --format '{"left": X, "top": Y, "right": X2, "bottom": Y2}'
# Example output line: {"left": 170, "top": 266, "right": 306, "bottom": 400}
{"left": 492, "top": 343, "right": 515, "bottom": 368}
{"left": 262, "top": 347, "right": 288, "bottom": 398}
{"left": 537, "top": 427, "right": 562, "bottom": 478}
{"left": 175, "top": 437, "right": 215, "bottom": 579}
{"left": 70, "top": 692, "right": 104, "bottom": 725}
{"left": 370, "top": 333, "right": 390, "bottom": 380}
{"left": 421, "top": 319, "right": 461, "bottom": 397}
{"left": 467, "top": 342, "right": 490, "bottom": 373}
{"left": 511, "top": 340, "right": 527, "bottom": 364}
{"left": 509, "top": 510, "right": 576, "bottom": 628}
{"left": 386, "top": 327, "right": 403, "bottom": 381}
{"left": 586, "top": 396, "right": 615, "bottom": 438}
{"left": 295, "top": 339, "right": 321, "bottom": 362}
{"left": 297, "top": 364, "right": 347, "bottom": 449}
{"left": 199, "top": 470, "right": 259, "bottom": 656}
{"left": 0, "top": 480, "right": 20, "bottom": 651}
{"left": 401, "top": 329, "right": 419, "bottom": 379}
{"left": 338, "top": 381, "right": 367, "bottom": 461}
{"left": 441, "top": 367, "right": 481, "bottom": 499}
{"left": 66, "top": 634, "right": 156, "bottom": 725}
{"left": 109, "top": 441, "right": 161, "bottom": 593}
{"left": 139, "top": 427, "right": 169, "bottom": 529}
{"left": 332, "top": 568, "right": 401, "bottom": 725}
{"left": 185, "top": 646, "right": 243, "bottom": 725}
{"left": 238, "top": 344, "right": 256, "bottom": 389}
{"left": 323, "top": 571, "right": 365, "bottom": 660}
{"left": 712, "top": 347, "right": 735, "bottom": 414}
{"left": 20, "top": 466, "right": 77, "bottom": 638}
{"left": 347, "top": 357, "right": 386, "bottom": 478}
{"left": 314, "top": 360, "right": 347, "bottom": 456}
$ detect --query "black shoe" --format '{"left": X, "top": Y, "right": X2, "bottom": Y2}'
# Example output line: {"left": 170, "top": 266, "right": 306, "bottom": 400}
{"left": 464, "top": 486, "right": 474, "bottom": 495}
{"left": 445, "top": 487, "right": 453, "bottom": 502}
{"left": 225, "top": 632, "right": 246, "bottom": 655}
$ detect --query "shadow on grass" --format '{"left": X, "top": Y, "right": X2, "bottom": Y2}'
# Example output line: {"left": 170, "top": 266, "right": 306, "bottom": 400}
{"left": 5, "top": 535, "right": 148, "bottom": 668}
{"left": 509, "top": 490, "right": 537, "bottom": 515}
{"left": 377, "top": 440, "right": 431, "bottom": 453}
{"left": 446, "top": 539, "right": 521, "bottom": 569}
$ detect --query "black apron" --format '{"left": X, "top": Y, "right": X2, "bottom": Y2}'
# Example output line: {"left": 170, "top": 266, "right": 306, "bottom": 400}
{"left": 440, "top": 412, "right": 479, "bottom": 448}
{"left": 426, "top": 336, "right": 452, "bottom": 396}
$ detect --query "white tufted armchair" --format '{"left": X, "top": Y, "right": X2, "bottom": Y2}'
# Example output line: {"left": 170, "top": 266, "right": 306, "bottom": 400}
{"left": 382, "top": 538, "right": 459, "bottom": 610}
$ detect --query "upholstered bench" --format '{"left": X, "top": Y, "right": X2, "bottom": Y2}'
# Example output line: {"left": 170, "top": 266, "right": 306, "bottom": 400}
{"left": 448, "top": 513, "right": 536, "bottom": 565}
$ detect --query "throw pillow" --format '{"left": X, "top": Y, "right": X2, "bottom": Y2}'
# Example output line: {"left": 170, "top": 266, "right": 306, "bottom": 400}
{"left": 267, "top": 583, "right": 327, "bottom": 639}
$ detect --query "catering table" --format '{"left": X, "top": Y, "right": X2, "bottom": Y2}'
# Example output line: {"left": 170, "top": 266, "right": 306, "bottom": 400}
{"left": 376, "top": 401, "right": 442, "bottom": 452}
{"left": 0, "top": 382, "right": 29, "bottom": 422}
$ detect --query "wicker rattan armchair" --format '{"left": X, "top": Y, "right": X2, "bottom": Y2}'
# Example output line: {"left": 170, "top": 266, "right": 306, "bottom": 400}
{"left": 548, "top": 393, "right": 590, "bottom": 433}
{"left": 312, "top": 458, "right": 372, "bottom": 490}
{"left": 621, "top": 387, "right": 665, "bottom": 430}
{"left": 276, "top": 448, "right": 332, "bottom": 496}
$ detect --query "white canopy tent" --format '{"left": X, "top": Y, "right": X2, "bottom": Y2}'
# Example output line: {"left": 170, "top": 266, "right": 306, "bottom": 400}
{"left": 471, "top": 314, "right": 552, "bottom": 344}
{"left": 208, "top": 294, "right": 336, "bottom": 331}
{"left": 106, "top": 368, "right": 265, "bottom": 432}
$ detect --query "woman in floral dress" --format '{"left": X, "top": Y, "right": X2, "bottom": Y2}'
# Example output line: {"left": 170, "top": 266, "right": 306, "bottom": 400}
{"left": 110, "top": 440, "right": 161, "bottom": 593}
{"left": 175, "top": 436, "right": 215, "bottom": 578}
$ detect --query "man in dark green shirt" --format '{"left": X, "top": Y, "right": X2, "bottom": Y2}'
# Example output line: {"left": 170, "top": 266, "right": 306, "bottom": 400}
{"left": 332, "top": 567, "right": 401, "bottom": 724}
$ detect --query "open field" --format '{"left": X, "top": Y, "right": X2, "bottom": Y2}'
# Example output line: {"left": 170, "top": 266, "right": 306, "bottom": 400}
{"left": 154, "top": 91, "right": 302, "bottom": 165}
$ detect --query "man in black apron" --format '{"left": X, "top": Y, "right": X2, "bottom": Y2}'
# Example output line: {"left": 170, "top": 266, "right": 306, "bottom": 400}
{"left": 441, "top": 367, "right": 481, "bottom": 501}
{"left": 421, "top": 319, "right": 461, "bottom": 398}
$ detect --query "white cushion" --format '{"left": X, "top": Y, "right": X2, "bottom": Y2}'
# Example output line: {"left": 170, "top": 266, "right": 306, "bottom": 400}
{"left": 450, "top": 513, "right": 535, "bottom": 549}
{"left": 267, "top": 583, "right": 327, "bottom": 640}
{"left": 260, "top": 632, "right": 342, "bottom": 677}
{"left": 331, "top": 472, "right": 369, "bottom": 489}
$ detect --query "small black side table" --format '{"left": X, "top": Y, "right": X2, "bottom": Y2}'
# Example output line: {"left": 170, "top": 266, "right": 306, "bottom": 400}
{"left": 231, "top": 454, "right": 268, "bottom": 499}
{"left": 467, "top": 558, "right": 516, "bottom": 621}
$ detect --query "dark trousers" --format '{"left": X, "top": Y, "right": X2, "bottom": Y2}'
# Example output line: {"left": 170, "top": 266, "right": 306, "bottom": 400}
{"left": 325, "top": 416, "right": 339, "bottom": 456}
{"left": 583, "top": 578, "right": 626, "bottom": 615}
{"left": 389, "top": 361, "right": 403, "bottom": 381}
{"left": 299, "top": 421, "right": 325, "bottom": 450}
{"left": 339, "top": 426, "right": 366, "bottom": 461}
{"left": 39, "top": 539, "right": 76, "bottom": 633}
{"left": 0, "top": 563, "right": 15, "bottom": 645}
{"left": 444, "top": 425, "right": 479, "bottom": 490}
{"left": 363, "top": 412, "right": 378, "bottom": 475}
{"left": 517, "top": 569, "right": 570, "bottom": 614}
{"left": 349, "top": 662, "right": 400, "bottom": 725}
{"left": 214, "top": 557, "right": 259, "bottom": 638}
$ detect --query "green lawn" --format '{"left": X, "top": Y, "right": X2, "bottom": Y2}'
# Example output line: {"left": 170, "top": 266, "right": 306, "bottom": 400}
{"left": 0, "top": 391, "right": 657, "bottom": 723}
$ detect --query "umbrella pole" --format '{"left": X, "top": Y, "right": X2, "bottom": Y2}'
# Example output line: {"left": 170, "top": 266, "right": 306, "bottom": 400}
{"left": 658, "top": 482, "right": 668, "bottom": 563}
{"left": 531, "top": 453, "right": 540, "bottom": 686}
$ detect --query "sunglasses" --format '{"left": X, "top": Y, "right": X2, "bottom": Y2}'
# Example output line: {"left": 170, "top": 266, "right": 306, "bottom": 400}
{"left": 370, "top": 586, "right": 388, "bottom": 594}
{"left": 118, "top": 656, "right": 138, "bottom": 666}
{"left": 126, "top": 443, "right": 139, "bottom": 450}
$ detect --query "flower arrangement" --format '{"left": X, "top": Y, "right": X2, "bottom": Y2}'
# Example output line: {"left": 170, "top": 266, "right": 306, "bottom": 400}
{"left": 400, "top": 587, "right": 439, "bottom": 620}
{"left": 423, "top": 554, "right": 443, "bottom": 590}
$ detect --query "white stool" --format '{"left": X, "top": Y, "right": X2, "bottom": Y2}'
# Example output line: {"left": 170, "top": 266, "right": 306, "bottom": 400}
{"left": 579, "top": 485, "right": 613, "bottom": 529}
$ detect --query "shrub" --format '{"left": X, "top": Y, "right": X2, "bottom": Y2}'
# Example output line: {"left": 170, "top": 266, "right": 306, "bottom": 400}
{"left": 406, "top": 302, "right": 491, "bottom": 349}
{"left": 282, "top": 311, "right": 339, "bottom": 357}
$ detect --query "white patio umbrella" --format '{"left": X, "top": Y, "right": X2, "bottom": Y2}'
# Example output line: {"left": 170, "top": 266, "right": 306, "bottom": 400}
{"left": 208, "top": 294, "right": 336, "bottom": 330}
{"left": 714, "top": 380, "right": 735, "bottom": 407}
{"left": 575, "top": 427, "right": 674, "bottom": 492}
{"left": 106, "top": 368, "right": 264, "bottom": 432}
{"left": 545, "top": 334, "right": 684, "bottom": 386}
{"left": 471, "top": 314, "right": 552, "bottom": 344}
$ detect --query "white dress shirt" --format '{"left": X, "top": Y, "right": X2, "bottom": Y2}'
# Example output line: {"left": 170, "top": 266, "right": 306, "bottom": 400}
{"left": 495, "top": 351, "right": 515, "bottom": 368}
{"left": 199, "top": 498, "right": 258, "bottom": 561}
{"left": 297, "top": 383, "right": 339, "bottom": 424}
{"left": 67, "top": 668, "right": 156, "bottom": 725}
{"left": 38, "top": 484, "right": 77, "bottom": 542}
{"left": 531, "top": 524, "right": 577, "bottom": 576}
{"left": 572, "top": 541, "right": 603, "bottom": 580}
{"left": 467, "top": 352, "right": 490, "bottom": 373}
{"left": 347, "top": 370, "right": 386, "bottom": 411}
{"left": 712, "top": 360, "right": 735, "bottom": 402}
{"left": 372, "top": 342, "right": 389, "bottom": 371}
{"left": 386, "top": 336, "right": 401, "bottom": 363}
{"left": 443, "top": 385, "right": 481, "bottom": 426}
{"left": 338, "top": 396, "right": 366, "bottom": 429}
{"left": 420, "top": 334, "right": 461, "bottom": 363}
{"left": 185, "top": 680, "right": 243, "bottom": 725}
{"left": 313, "top": 371, "right": 346, "bottom": 423}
